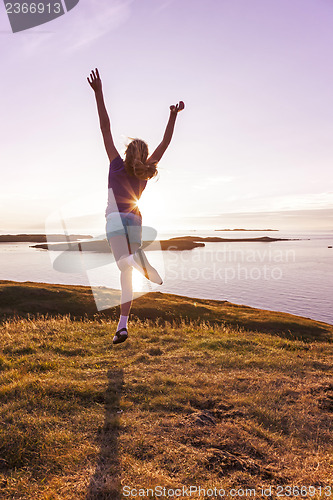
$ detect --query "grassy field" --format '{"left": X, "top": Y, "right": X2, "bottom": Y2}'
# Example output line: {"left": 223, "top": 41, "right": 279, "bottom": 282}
{"left": 0, "top": 281, "right": 332, "bottom": 499}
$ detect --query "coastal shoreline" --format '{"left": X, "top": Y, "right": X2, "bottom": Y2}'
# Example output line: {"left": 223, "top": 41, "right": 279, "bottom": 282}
{"left": 1, "top": 280, "right": 332, "bottom": 338}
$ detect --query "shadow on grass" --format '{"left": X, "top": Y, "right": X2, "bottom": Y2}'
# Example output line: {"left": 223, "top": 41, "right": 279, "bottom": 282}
{"left": 86, "top": 368, "right": 124, "bottom": 500}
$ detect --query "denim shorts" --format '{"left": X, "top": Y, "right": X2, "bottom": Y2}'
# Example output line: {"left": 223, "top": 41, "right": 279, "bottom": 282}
{"left": 106, "top": 212, "right": 142, "bottom": 247}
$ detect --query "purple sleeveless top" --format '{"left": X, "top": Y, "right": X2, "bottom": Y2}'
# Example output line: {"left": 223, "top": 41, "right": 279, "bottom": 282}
{"left": 105, "top": 155, "right": 147, "bottom": 218}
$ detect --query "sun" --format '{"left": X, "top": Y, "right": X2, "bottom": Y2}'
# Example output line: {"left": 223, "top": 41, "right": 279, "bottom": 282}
{"left": 136, "top": 189, "right": 170, "bottom": 231}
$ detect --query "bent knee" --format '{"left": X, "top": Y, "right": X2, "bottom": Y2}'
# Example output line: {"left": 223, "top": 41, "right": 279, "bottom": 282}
{"left": 116, "top": 256, "right": 132, "bottom": 272}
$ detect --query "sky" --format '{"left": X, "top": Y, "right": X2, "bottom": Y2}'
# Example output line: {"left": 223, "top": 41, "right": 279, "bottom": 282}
{"left": 1, "top": 0, "right": 333, "bottom": 234}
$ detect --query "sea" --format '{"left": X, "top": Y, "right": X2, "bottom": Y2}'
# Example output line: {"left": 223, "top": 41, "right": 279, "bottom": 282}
{"left": 0, "top": 230, "right": 332, "bottom": 325}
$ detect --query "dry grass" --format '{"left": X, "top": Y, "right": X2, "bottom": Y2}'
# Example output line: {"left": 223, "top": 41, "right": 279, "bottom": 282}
{"left": 0, "top": 311, "right": 332, "bottom": 499}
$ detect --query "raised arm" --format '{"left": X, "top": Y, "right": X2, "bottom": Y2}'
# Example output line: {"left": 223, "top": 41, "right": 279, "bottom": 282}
{"left": 148, "top": 101, "right": 185, "bottom": 164}
{"left": 87, "top": 68, "right": 119, "bottom": 163}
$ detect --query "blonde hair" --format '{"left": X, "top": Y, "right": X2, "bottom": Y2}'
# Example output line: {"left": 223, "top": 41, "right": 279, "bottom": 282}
{"left": 124, "top": 138, "right": 158, "bottom": 180}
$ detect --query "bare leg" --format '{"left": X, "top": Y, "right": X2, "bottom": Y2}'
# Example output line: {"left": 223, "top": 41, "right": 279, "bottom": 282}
{"left": 109, "top": 234, "right": 140, "bottom": 316}
{"left": 129, "top": 247, "right": 163, "bottom": 284}
{"left": 119, "top": 242, "right": 140, "bottom": 316}
{"left": 108, "top": 234, "right": 131, "bottom": 262}
{"left": 120, "top": 267, "right": 133, "bottom": 316}
{"left": 110, "top": 229, "right": 162, "bottom": 285}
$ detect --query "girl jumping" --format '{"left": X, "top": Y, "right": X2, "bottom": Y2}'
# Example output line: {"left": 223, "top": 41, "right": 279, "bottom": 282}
{"left": 87, "top": 68, "right": 184, "bottom": 345}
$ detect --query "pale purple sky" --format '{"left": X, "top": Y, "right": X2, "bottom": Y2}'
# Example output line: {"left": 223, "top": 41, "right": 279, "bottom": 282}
{"left": 1, "top": 0, "right": 333, "bottom": 232}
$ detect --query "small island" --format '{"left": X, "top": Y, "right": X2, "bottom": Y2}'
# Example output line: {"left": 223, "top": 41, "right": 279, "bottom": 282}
{"left": 215, "top": 228, "right": 278, "bottom": 231}
{"left": 31, "top": 238, "right": 206, "bottom": 252}
{"left": 168, "top": 235, "right": 297, "bottom": 243}
{"left": 30, "top": 234, "right": 299, "bottom": 253}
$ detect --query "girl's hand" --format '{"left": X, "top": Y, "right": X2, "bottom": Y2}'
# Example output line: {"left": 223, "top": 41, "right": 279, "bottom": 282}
{"left": 87, "top": 68, "right": 102, "bottom": 93}
{"left": 170, "top": 101, "right": 185, "bottom": 114}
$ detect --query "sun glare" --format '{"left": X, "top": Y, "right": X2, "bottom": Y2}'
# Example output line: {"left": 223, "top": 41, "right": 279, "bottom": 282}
{"left": 131, "top": 268, "right": 145, "bottom": 292}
